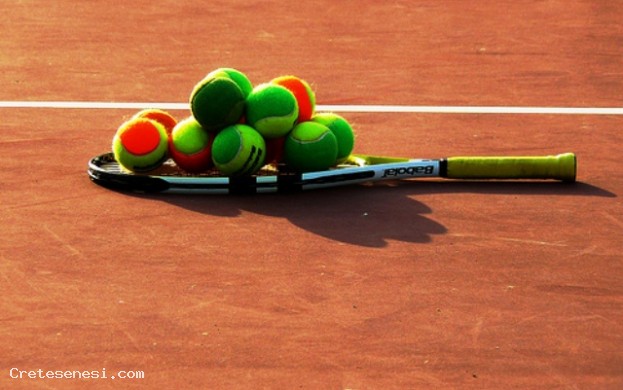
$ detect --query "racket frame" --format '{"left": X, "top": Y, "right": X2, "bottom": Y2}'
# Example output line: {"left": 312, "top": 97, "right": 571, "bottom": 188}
{"left": 88, "top": 152, "right": 576, "bottom": 194}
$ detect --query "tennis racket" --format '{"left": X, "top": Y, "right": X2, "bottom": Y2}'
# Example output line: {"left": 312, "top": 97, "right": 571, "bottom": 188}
{"left": 87, "top": 152, "right": 576, "bottom": 194}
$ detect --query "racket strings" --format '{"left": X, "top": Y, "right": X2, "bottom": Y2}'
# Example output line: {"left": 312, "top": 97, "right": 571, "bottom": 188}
{"left": 95, "top": 152, "right": 365, "bottom": 178}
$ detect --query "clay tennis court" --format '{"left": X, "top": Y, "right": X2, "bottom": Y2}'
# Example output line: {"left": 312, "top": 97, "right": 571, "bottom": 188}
{"left": 2, "top": 1, "right": 622, "bottom": 388}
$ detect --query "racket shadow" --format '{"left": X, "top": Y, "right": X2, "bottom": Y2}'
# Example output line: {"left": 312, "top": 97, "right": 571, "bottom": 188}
{"left": 128, "top": 179, "right": 612, "bottom": 248}
{"left": 396, "top": 179, "right": 616, "bottom": 197}
{"left": 249, "top": 185, "right": 446, "bottom": 247}
{"left": 159, "top": 184, "right": 447, "bottom": 248}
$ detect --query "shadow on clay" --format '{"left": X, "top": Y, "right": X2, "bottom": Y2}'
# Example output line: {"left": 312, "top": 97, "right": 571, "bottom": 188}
{"left": 157, "top": 183, "right": 446, "bottom": 247}
{"left": 403, "top": 180, "right": 616, "bottom": 198}
{"left": 109, "top": 178, "right": 614, "bottom": 248}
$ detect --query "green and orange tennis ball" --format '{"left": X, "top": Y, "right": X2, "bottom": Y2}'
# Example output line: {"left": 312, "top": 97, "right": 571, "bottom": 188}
{"left": 112, "top": 117, "right": 170, "bottom": 172}
{"left": 169, "top": 117, "right": 214, "bottom": 173}
{"left": 132, "top": 108, "right": 178, "bottom": 135}
{"left": 264, "top": 136, "right": 286, "bottom": 164}
{"left": 271, "top": 75, "right": 316, "bottom": 123}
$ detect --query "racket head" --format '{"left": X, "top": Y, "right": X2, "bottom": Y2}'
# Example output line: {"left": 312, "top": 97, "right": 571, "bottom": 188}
{"left": 87, "top": 152, "right": 387, "bottom": 194}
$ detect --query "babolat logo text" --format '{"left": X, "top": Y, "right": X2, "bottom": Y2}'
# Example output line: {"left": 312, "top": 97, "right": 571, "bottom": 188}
{"left": 382, "top": 165, "right": 436, "bottom": 178}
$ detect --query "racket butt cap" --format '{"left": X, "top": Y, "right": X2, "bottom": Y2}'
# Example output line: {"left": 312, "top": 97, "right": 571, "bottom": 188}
{"left": 558, "top": 152, "right": 577, "bottom": 183}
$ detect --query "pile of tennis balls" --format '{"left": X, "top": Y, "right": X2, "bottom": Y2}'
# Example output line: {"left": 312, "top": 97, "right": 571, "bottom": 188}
{"left": 111, "top": 68, "right": 355, "bottom": 176}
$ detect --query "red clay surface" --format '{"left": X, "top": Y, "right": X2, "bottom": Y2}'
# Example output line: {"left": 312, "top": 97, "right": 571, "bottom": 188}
{"left": 1, "top": 1, "right": 622, "bottom": 389}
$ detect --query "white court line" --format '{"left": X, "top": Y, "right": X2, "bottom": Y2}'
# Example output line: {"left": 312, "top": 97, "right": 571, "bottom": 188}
{"left": 0, "top": 101, "right": 622, "bottom": 115}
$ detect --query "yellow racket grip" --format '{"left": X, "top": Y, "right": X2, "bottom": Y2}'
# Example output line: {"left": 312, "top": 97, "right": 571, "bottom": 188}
{"left": 445, "top": 153, "right": 576, "bottom": 182}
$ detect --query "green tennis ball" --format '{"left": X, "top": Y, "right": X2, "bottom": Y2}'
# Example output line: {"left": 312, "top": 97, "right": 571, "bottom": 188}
{"left": 190, "top": 75, "right": 246, "bottom": 132}
{"left": 112, "top": 118, "right": 169, "bottom": 172}
{"left": 284, "top": 121, "right": 338, "bottom": 172}
{"left": 271, "top": 75, "right": 316, "bottom": 122}
{"left": 245, "top": 83, "right": 299, "bottom": 139}
{"left": 207, "top": 67, "right": 253, "bottom": 97}
{"left": 312, "top": 113, "right": 355, "bottom": 163}
{"left": 169, "top": 117, "right": 214, "bottom": 173}
{"left": 212, "top": 124, "right": 266, "bottom": 176}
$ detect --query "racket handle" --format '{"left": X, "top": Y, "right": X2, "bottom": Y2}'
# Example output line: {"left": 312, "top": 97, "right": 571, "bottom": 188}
{"left": 444, "top": 153, "right": 576, "bottom": 182}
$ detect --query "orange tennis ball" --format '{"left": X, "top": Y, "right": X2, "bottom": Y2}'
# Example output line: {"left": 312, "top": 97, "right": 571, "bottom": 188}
{"left": 112, "top": 118, "right": 169, "bottom": 172}
{"left": 132, "top": 108, "right": 178, "bottom": 135}
{"left": 169, "top": 117, "right": 214, "bottom": 173}
{"left": 271, "top": 75, "right": 316, "bottom": 122}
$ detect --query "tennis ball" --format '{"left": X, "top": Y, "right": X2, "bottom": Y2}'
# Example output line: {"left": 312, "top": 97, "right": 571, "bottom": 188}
{"left": 112, "top": 118, "right": 169, "bottom": 172}
{"left": 169, "top": 117, "right": 214, "bottom": 173}
{"left": 132, "top": 108, "right": 178, "bottom": 135}
{"left": 190, "top": 75, "right": 246, "bottom": 132}
{"left": 212, "top": 124, "right": 266, "bottom": 176}
{"left": 264, "top": 136, "right": 286, "bottom": 164}
{"left": 271, "top": 75, "right": 316, "bottom": 122}
{"left": 207, "top": 67, "right": 253, "bottom": 97}
{"left": 312, "top": 113, "right": 355, "bottom": 163}
{"left": 245, "top": 83, "right": 299, "bottom": 139}
{"left": 284, "top": 121, "right": 338, "bottom": 172}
